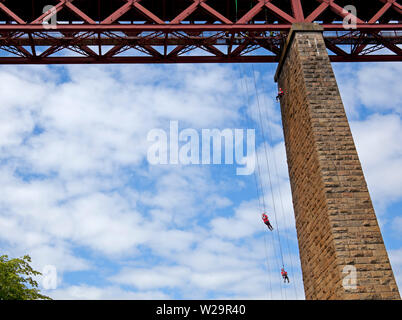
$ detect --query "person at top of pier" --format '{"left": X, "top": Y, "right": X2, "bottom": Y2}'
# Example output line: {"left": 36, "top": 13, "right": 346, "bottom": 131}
{"left": 262, "top": 213, "right": 274, "bottom": 231}
{"left": 276, "top": 88, "right": 284, "bottom": 102}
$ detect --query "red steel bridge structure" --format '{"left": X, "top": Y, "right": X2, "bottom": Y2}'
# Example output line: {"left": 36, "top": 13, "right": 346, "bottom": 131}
{"left": 0, "top": 0, "right": 400, "bottom": 64}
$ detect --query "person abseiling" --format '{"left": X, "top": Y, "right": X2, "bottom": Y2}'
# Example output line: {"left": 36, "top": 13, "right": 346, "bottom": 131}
{"left": 262, "top": 213, "right": 274, "bottom": 231}
{"left": 281, "top": 268, "right": 290, "bottom": 283}
{"left": 276, "top": 88, "right": 284, "bottom": 102}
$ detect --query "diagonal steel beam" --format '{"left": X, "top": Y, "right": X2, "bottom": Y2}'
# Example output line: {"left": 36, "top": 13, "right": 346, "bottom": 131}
{"left": 393, "top": 2, "right": 402, "bottom": 15}
{"left": 133, "top": 2, "right": 165, "bottom": 24}
{"left": 379, "top": 0, "right": 402, "bottom": 15}
{"left": 101, "top": 0, "right": 134, "bottom": 24}
{"left": 65, "top": 1, "right": 96, "bottom": 24}
{"left": 199, "top": 1, "right": 232, "bottom": 24}
{"left": 230, "top": 37, "right": 252, "bottom": 57}
{"left": 371, "top": 32, "right": 402, "bottom": 55}
{"left": 38, "top": 31, "right": 95, "bottom": 58}
{"left": 0, "top": 2, "right": 26, "bottom": 24}
{"left": 0, "top": 33, "right": 32, "bottom": 57}
{"left": 171, "top": 1, "right": 199, "bottom": 24}
{"left": 17, "top": 45, "right": 32, "bottom": 57}
{"left": 369, "top": 1, "right": 393, "bottom": 23}
{"left": 265, "top": 1, "right": 296, "bottom": 23}
{"left": 202, "top": 44, "right": 225, "bottom": 57}
{"left": 140, "top": 44, "right": 163, "bottom": 58}
{"left": 32, "top": 0, "right": 66, "bottom": 24}
{"left": 305, "top": 2, "right": 329, "bottom": 23}
{"left": 103, "top": 44, "right": 127, "bottom": 58}
{"left": 73, "top": 45, "right": 98, "bottom": 57}
{"left": 291, "top": 0, "right": 304, "bottom": 22}
{"left": 237, "top": 0, "right": 265, "bottom": 24}
{"left": 324, "top": 38, "right": 348, "bottom": 56}
{"left": 255, "top": 38, "right": 281, "bottom": 55}
{"left": 354, "top": 31, "right": 402, "bottom": 56}
{"left": 324, "top": 0, "right": 364, "bottom": 24}
{"left": 167, "top": 44, "right": 188, "bottom": 58}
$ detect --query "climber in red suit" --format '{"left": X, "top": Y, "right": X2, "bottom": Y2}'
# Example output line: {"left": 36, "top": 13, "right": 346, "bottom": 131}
{"left": 262, "top": 213, "right": 274, "bottom": 231}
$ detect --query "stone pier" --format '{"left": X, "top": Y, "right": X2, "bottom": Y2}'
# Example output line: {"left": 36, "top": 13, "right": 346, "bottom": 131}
{"left": 274, "top": 23, "right": 400, "bottom": 300}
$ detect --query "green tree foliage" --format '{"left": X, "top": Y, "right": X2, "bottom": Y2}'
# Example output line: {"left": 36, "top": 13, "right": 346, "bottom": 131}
{"left": 0, "top": 255, "right": 52, "bottom": 300}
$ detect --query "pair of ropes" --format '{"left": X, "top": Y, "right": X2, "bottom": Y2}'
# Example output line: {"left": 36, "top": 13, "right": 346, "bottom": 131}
{"left": 237, "top": 64, "right": 299, "bottom": 300}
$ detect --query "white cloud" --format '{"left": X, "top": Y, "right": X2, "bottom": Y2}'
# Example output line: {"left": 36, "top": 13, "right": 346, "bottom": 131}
{"left": 334, "top": 62, "right": 402, "bottom": 118}
{"left": 350, "top": 113, "right": 402, "bottom": 212}
{"left": 210, "top": 200, "right": 261, "bottom": 239}
{"left": 1, "top": 63, "right": 281, "bottom": 300}
{"left": 0, "top": 61, "right": 400, "bottom": 300}
{"left": 47, "top": 285, "right": 169, "bottom": 300}
{"left": 110, "top": 266, "right": 191, "bottom": 290}
{"left": 388, "top": 248, "right": 402, "bottom": 292}
{"left": 357, "top": 63, "right": 402, "bottom": 113}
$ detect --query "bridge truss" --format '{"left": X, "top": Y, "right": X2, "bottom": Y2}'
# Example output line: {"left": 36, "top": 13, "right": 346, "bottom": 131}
{"left": 0, "top": 0, "right": 401, "bottom": 64}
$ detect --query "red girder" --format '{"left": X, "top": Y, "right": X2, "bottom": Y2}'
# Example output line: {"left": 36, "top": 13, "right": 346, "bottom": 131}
{"left": 290, "top": 0, "right": 304, "bottom": 22}
{"left": 0, "top": 0, "right": 400, "bottom": 64}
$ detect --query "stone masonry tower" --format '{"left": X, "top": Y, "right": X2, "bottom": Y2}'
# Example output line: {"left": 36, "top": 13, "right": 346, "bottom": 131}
{"left": 275, "top": 23, "right": 400, "bottom": 300}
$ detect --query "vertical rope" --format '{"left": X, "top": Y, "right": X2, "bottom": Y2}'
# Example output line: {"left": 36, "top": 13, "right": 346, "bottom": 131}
{"left": 249, "top": 64, "right": 288, "bottom": 299}
{"left": 238, "top": 64, "right": 273, "bottom": 300}
{"left": 251, "top": 65, "right": 285, "bottom": 269}
{"left": 259, "top": 77, "right": 300, "bottom": 299}
{"left": 248, "top": 64, "right": 286, "bottom": 299}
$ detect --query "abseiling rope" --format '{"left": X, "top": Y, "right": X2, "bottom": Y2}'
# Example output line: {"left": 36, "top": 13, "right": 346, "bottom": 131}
{"left": 250, "top": 64, "right": 286, "bottom": 271}
{"left": 251, "top": 65, "right": 287, "bottom": 299}
{"left": 238, "top": 64, "right": 274, "bottom": 300}
{"left": 241, "top": 64, "right": 287, "bottom": 299}
{"left": 244, "top": 67, "right": 284, "bottom": 300}
{"left": 259, "top": 73, "right": 300, "bottom": 299}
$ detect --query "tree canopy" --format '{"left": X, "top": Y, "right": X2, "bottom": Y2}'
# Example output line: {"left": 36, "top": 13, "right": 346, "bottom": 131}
{"left": 0, "top": 255, "right": 52, "bottom": 300}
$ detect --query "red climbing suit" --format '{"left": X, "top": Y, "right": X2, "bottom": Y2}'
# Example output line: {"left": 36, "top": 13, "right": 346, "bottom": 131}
{"left": 281, "top": 268, "right": 290, "bottom": 283}
{"left": 276, "top": 88, "right": 284, "bottom": 102}
{"left": 262, "top": 213, "right": 274, "bottom": 231}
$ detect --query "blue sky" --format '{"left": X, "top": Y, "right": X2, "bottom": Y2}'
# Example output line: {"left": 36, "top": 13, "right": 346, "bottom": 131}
{"left": 0, "top": 60, "right": 401, "bottom": 299}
